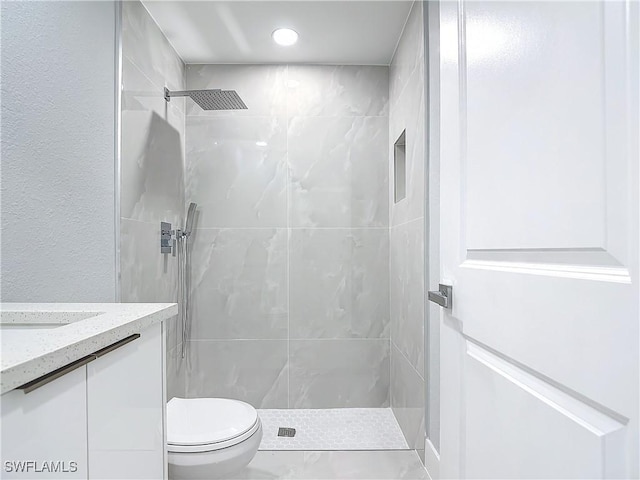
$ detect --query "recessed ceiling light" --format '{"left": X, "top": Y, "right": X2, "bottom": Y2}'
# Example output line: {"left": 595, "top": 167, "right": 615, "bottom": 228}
{"left": 256, "top": 141, "right": 268, "bottom": 147}
{"left": 272, "top": 28, "right": 298, "bottom": 46}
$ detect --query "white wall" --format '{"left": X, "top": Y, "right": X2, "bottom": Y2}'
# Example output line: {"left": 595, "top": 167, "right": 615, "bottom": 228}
{"left": 1, "top": 1, "right": 117, "bottom": 302}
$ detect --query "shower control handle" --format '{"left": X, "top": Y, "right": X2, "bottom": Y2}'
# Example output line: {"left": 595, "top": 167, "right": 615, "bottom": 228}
{"left": 160, "top": 222, "right": 172, "bottom": 254}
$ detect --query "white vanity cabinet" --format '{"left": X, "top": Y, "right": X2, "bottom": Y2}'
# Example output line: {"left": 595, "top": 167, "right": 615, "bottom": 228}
{"left": 0, "top": 365, "right": 89, "bottom": 479}
{"left": 0, "top": 322, "right": 166, "bottom": 480}
{"left": 87, "top": 322, "right": 165, "bottom": 479}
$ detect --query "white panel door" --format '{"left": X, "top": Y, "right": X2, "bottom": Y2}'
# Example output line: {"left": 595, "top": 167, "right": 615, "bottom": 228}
{"left": 438, "top": 1, "right": 639, "bottom": 478}
{"left": 87, "top": 323, "right": 166, "bottom": 479}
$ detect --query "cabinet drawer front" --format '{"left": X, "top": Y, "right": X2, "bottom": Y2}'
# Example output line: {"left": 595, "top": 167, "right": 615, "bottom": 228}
{"left": 87, "top": 323, "right": 164, "bottom": 479}
{"left": 1, "top": 366, "right": 88, "bottom": 479}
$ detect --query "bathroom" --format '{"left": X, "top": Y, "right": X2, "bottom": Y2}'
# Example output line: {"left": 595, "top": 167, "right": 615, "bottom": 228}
{"left": 1, "top": 1, "right": 638, "bottom": 479}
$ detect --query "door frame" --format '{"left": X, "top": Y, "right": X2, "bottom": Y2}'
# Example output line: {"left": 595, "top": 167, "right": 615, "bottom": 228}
{"left": 423, "top": 1, "right": 442, "bottom": 477}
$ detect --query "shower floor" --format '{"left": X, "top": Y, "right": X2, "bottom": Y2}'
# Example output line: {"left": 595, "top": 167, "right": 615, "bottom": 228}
{"left": 257, "top": 408, "right": 409, "bottom": 451}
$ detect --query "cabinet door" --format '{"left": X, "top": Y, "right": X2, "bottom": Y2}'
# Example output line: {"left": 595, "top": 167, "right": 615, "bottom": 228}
{"left": 0, "top": 366, "right": 88, "bottom": 479}
{"left": 87, "top": 323, "right": 165, "bottom": 479}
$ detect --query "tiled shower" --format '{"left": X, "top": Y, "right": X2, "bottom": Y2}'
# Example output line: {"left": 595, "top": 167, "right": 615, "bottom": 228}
{"left": 119, "top": 0, "right": 426, "bottom": 458}
{"left": 184, "top": 63, "right": 390, "bottom": 408}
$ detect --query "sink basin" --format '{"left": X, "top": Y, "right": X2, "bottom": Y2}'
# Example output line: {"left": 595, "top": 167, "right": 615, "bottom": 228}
{"left": 0, "top": 311, "right": 102, "bottom": 338}
{"left": 0, "top": 311, "right": 100, "bottom": 327}
{"left": 0, "top": 311, "right": 102, "bottom": 347}
{"left": 1, "top": 323, "right": 68, "bottom": 330}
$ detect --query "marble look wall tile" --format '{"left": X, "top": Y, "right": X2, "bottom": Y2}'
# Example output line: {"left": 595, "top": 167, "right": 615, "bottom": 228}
{"left": 389, "top": 1, "right": 424, "bottom": 104}
{"left": 165, "top": 314, "right": 180, "bottom": 352}
{"left": 122, "top": 1, "right": 185, "bottom": 104}
{"left": 184, "top": 64, "right": 392, "bottom": 409}
{"left": 185, "top": 340, "right": 288, "bottom": 408}
{"left": 186, "top": 64, "right": 287, "bottom": 117}
{"left": 389, "top": 0, "right": 426, "bottom": 227}
{"left": 389, "top": 67, "right": 426, "bottom": 227}
{"left": 122, "top": 57, "right": 164, "bottom": 119}
{"left": 391, "top": 343, "right": 425, "bottom": 452}
{"left": 166, "top": 345, "right": 185, "bottom": 400}
{"left": 287, "top": 65, "right": 389, "bottom": 117}
{"left": 121, "top": 2, "right": 185, "bottom": 225}
{"left": 289, "top": 339, "right": 390, "bottom": 408}
{"left": 189, "top": 228, "right": 288, "bottom": 340}
{"left": 120, "top": 109, "right": 184, "bottom": 223}
{"left": 388, "top": 0, "right": 427, "bottom": 452}
{"left": 122, "top": 57, "right": 186, "bottom": 134}
{"left": 290, "top": 229, "right": 389, "bottom": 339}
{"left": 289, "top": 116, "right": 389, "bottom": 227}
{"left": 121, "top": 0, "right": 187, "bottom": 416}
{"left": 186, "top": 116, "right": 287, "bottom": 227}
{"left": 390, "top": 218, "right": 425, "bottom": 376}
{"left": 120, "top": 218, "right": 179, "bottom": 304}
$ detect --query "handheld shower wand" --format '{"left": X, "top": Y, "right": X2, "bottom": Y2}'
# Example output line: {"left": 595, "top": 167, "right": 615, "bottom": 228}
{"left": 184, "top": 202, "right": 197, "bottom": 235}
{"left": 177, "top": 203, "right": 197, "bottom": 359}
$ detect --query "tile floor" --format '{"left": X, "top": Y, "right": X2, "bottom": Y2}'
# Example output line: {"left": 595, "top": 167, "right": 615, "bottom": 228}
{"left": 257, "top": 408, "right": 409, "bottom": 450}
{"left": 228, "top": 450, "right": 430, "bottom": 480}
{"left": 223, "top": 409, "right": 429, "bottom": 479}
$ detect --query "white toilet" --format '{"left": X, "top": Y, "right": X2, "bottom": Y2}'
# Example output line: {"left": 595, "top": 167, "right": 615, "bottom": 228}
{"left": 167, "top": 397, "right": 263, "bottom": 479}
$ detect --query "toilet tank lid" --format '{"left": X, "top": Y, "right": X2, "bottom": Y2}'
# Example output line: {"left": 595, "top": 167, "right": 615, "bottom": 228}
{"left": 167, "top": 397, "right": 258, "bottom": 446}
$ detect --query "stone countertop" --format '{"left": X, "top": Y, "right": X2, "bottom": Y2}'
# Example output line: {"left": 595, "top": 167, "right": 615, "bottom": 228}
{"left": 0, "top": 303, "right": 178, "bottom": 394}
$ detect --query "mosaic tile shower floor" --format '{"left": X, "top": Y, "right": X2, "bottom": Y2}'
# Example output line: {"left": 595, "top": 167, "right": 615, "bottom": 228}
{"left": 257, "top": 408, "right": 410, "bottom": 451}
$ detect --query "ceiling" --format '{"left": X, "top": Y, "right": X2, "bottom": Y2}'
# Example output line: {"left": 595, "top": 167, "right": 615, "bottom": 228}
{"left": 141, "top": 1, "right": 413, "bottom": 65}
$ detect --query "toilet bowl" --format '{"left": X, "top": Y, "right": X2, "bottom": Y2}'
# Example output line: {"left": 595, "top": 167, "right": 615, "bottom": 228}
{"left": 167, "top": 397, "right": 262, "bottom": 479}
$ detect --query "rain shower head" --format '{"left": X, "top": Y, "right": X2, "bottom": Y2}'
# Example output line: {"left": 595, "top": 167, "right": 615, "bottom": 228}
{"left": 164, "top": 87, "right": 247, "bottom": 110}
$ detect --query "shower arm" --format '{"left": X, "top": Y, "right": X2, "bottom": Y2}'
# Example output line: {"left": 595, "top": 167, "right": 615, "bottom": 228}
{"left": 165, "top": 87, "right": 228, "bottom": 102}
{"left": 164, "top": 87, "right": 196, "bottom": 102}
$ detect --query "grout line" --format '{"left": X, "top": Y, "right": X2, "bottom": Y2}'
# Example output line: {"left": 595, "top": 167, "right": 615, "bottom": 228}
{"left": 114, "top": 0, "right": 123, "bottom": 304}
{"left": 192, "top": 226, "right": 391, "bottom": 231}
{"left": 185, "top": 114, "right": 389, "bottom": 120}
{"left": 182, "top": 55, "right": 188, "bottom": 399}
{"left": 187, "top": 338, "right": 390, "bottom": 342}
{"left": 390, "top": 215, "right": 425, "bottom": 230}
{"left": 186, "top": 62, "right": 391, "bottom": 67}
{"left": 285, "top": 64, "right": 291, "bottom": 409}
{"left": 389, "top": 337, "right": 393, "bottom": 406}
{"left": 391, "top": 340, "right": 425, "bottom": 382}
{"left": 119, "top": 216, "right": 172, "bottom": 225}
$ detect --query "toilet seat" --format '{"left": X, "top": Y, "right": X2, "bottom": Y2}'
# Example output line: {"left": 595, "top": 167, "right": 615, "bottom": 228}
{"left": 167, "top": 398, "right": 260, "bottom": 453}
